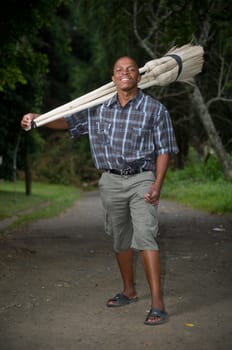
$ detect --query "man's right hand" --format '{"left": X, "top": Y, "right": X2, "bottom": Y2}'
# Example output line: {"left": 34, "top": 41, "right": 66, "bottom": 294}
{"left": 21, "top": 113, "right": 40, "bottom": 130}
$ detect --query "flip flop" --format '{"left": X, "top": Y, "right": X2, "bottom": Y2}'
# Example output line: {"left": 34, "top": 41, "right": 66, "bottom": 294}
{"left": 144, "top": 308, "right": 169, "bottom": 326}
{"left": 107, "top": 293, "right": 139, "bottom": 307}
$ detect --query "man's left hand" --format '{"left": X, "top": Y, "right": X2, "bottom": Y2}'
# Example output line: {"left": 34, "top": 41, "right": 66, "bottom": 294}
{"left": 144, "top": 184, "right": 160, "bottom": 206}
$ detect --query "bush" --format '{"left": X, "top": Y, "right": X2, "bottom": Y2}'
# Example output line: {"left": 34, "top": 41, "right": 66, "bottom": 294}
{"left": 167, "top": 148, "right": 224, "bottom": 183}
{"left": 163, "top": 150, "right": 232, "bottom": 215}
{"left": 31, "top": 132, "right": 100, "bottom": 186}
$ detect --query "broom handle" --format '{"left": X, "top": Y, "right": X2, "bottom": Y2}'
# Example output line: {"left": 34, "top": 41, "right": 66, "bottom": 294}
{"left": 31, "top": 75, "right": 165, "bottom": 128}
{"left": 34, "top": 81, "right": 116, "bottom": 124}
{"left": 33, "top": 92, "right": 116, "bottom": 128}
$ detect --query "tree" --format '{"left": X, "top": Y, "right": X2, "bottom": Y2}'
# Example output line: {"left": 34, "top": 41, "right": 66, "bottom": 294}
{"left": 0, "top": 0, "right": 73, "bottom": 193}
{"left": 130, "top": 0, "right": 232, "bottom": 178}
{"left": 191, "top": 1, "right": 232, "bottom": 178}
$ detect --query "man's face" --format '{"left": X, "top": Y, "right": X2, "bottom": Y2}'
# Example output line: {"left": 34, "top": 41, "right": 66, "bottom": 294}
{"left": 112, "top": 57, "right": 141, "bottom": 91}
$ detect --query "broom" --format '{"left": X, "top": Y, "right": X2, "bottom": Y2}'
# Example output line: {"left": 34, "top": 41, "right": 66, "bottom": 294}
{"left": 28, "top": 43, "right": 204, "bottom": 130}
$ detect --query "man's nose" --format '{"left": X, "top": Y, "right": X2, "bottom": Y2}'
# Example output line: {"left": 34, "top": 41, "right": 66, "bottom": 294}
{"left": 121, "top": 69, "right": 129, "bottom": 75}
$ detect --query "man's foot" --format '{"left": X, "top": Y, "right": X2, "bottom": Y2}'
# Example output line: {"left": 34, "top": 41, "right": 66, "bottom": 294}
{"left": 144, "top": 308, "right": 169, "bottom": 326}
{"left": 106, "top": 293, "right": 139, "bottom": 307}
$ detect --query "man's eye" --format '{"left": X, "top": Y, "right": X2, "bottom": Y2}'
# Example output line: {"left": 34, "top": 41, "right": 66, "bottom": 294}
{"left": 115, "top": 67, "right": 136, "bottom": 74}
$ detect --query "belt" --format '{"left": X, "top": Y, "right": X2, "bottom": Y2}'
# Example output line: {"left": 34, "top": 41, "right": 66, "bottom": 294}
{"left": 105, "top": 168, "right": 149, "bottom": 176}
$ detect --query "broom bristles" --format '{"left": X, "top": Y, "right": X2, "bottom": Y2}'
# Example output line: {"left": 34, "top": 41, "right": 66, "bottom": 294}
{"left": 142, "top": 44, "right": 204, "bottom": 85}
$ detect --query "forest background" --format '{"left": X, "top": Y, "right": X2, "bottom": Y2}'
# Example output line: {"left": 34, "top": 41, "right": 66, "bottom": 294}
{"left": 0, "top": 0, "right": 232, "bottom": 196}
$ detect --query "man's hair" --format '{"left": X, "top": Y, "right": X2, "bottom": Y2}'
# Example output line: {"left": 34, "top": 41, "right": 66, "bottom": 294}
{"left": 113, "top": 56, "right": 139, "bottom": 73}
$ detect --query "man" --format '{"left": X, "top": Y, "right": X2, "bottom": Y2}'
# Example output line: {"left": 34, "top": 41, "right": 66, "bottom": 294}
{"left": 21, "top": 56, "right": 178, "bottom": 325}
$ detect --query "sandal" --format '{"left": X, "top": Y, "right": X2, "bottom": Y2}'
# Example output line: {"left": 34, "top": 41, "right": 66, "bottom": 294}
{"left": 107, "top": 293, "right": 139, "bottom": 307}
{"left": 144, "top": 308, "right": 169, "bottom": 326}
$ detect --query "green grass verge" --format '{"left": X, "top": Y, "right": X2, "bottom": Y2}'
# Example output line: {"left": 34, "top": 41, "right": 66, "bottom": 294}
{"left": 162, "top": 172, "right": 232, "bottom": 217}
{"left": 0, "top": 181, "right": 81, "bottom": 231}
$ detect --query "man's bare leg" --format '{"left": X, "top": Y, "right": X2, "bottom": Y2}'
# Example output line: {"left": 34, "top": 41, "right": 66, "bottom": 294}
{"left": 107, "top": 247, "right": 137, "bottom": 306}
{"left": 140, "top": 249, "right": 167, "bottom": 324}
{"left": 140, "top": 249, "right": 165, "bottom": 310}
{"left": 116, "top": 247, "right": 137, "bottom": 297}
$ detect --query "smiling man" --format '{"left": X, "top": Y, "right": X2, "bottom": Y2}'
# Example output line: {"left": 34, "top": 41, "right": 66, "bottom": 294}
{"left": 112, "top": 56, "right": 141, "bottom": 97}
{"left": 21, "top": 56, "right": 178, "bottom": 325}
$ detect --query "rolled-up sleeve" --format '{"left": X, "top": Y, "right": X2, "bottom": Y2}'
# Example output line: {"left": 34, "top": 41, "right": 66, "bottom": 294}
{"left": 65, "top": 110, "right": 89, "bottom": 138}
{"left": 154, "top": 105, "right": 179, "bottom": 155}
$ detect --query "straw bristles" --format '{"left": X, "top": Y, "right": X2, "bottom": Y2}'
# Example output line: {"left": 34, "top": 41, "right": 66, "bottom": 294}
{"left": 141, "top": 44, "right": 204, "bottom": 86}
{"left": 31, "top": 43, "right": 204, "bottom": 129}
{"left": 167, "top": 44, "right": 204, "bottom": 83}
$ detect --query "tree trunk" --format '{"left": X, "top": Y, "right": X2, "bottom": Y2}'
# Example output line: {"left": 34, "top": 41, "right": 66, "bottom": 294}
{"left": 13, "top": 133, "right": 21, "bottom": 183}
{"left": 192, "top": 85, "right": 232, "bottom": 180}
{"left": 24, "top": 134, "right": 32, "bottom": 196}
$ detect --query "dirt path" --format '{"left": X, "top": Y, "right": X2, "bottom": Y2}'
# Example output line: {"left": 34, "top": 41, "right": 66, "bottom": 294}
{"left": 0, "top": 191, "right": 231, "bottom": 350}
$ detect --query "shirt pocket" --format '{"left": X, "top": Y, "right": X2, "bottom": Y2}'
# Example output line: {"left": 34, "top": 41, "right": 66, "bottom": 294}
{"left": 131, "top": 127, "right": 154, "bottom": 153}
{"left": 96, "top": 122, "right": 111, "bottom": 145}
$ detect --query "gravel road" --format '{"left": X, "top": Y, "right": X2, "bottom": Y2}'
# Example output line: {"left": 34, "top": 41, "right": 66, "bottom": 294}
{"left": 0, "top": 190, "right": 231, "bottom": 350}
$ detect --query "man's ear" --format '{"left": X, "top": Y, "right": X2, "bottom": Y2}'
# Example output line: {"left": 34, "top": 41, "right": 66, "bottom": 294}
{"left": 138, "top": 74, "right": 141, "bottom": 83}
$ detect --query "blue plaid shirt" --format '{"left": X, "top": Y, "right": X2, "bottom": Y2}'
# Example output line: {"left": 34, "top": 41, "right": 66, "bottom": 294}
{"left": 65, "top": 89, "right": 178, "bottom": 170}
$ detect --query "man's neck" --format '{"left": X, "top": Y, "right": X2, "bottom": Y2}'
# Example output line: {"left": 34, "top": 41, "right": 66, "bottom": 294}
{"left": 117, "top": 88, "right": 139, "bottom": 107}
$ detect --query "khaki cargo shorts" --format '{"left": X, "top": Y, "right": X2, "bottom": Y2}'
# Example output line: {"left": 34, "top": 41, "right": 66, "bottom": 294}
{"left": 98, "top": 171, "right": 159, "bottom": 252}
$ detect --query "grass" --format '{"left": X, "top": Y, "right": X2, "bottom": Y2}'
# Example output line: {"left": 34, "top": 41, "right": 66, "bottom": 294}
{"left": 0, "top": 181, "right": 81, "bottom": 232}
{"left": 161, "top": 152, "right": 232, "bottom": 217}
{"left": 162, "top": 170, "right": 232, "bottom": 217}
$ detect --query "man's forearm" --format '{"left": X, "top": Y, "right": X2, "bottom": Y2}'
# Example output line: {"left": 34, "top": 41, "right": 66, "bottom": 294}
{"left": 154, "top": 154, "right": 170, "bottom": 190}
{"left": 144, "top": 154, "right": 170, "bottom": 205}
{"left": 21, "top": 113, "right": 68, "bottom": 130}
{"left": 45, "top": 118, "right": 68, "bottom": 130}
